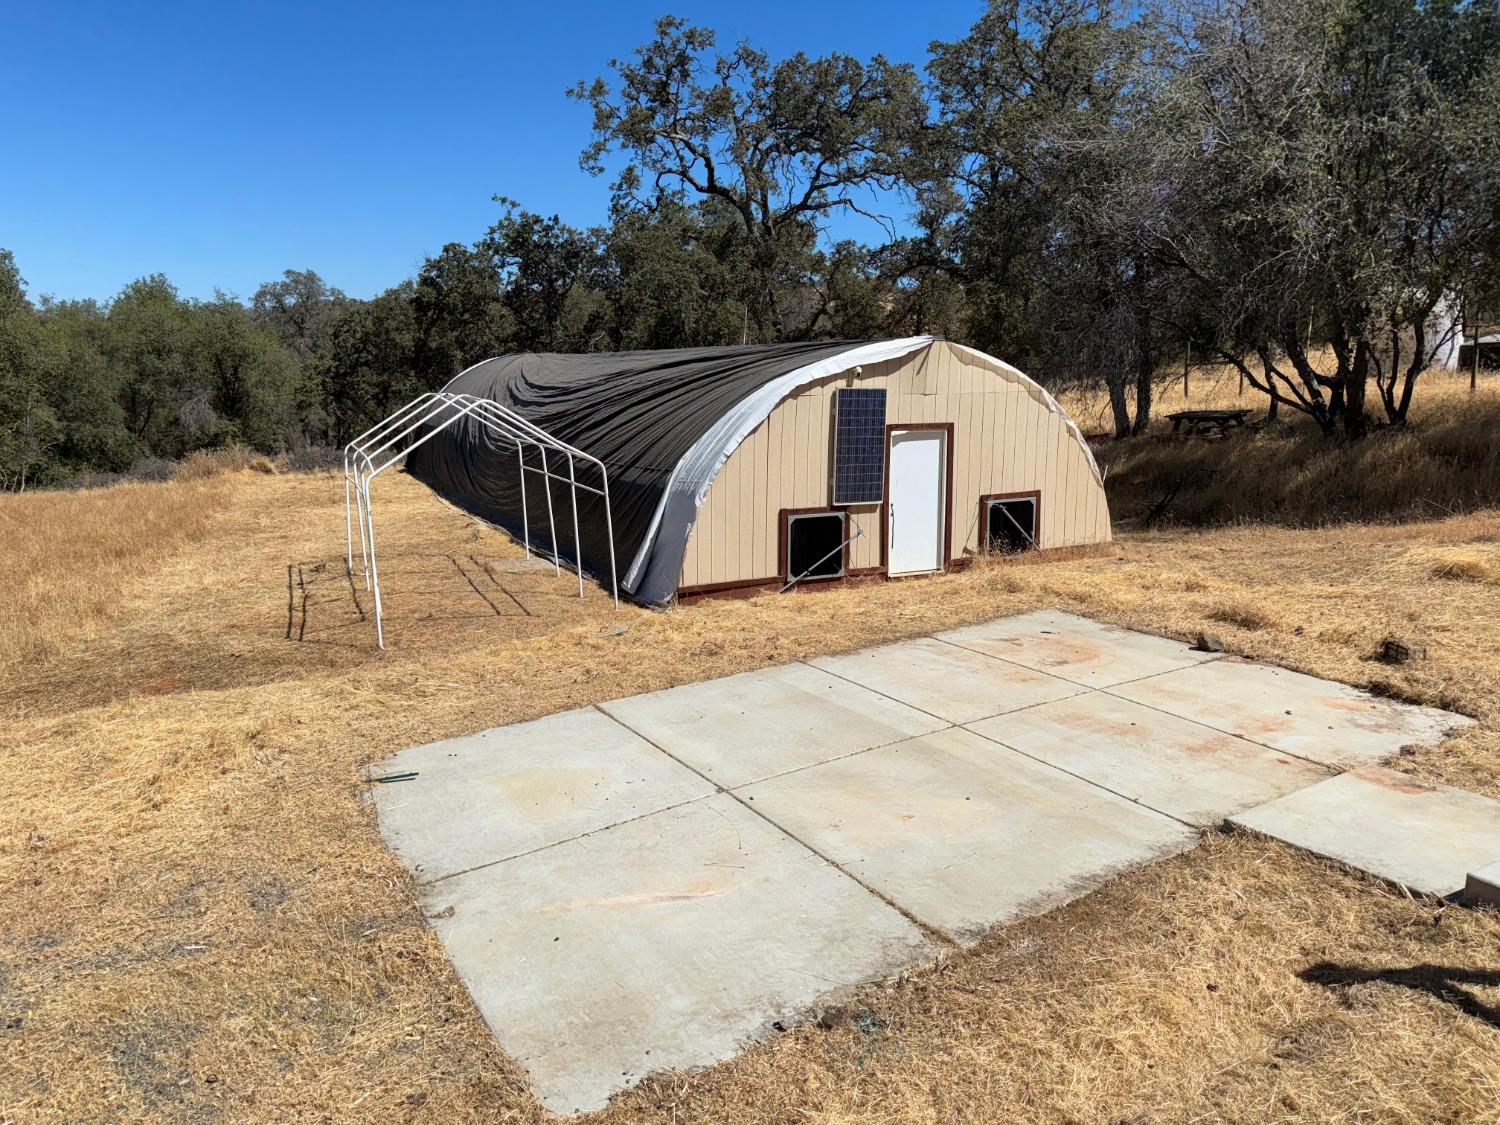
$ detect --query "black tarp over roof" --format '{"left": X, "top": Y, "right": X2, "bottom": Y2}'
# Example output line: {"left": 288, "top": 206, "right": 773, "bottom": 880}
{"left": 404, "top": 341, "right": 865, "bottom": 601}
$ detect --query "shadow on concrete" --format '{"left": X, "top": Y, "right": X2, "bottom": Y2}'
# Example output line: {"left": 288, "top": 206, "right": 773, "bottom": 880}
{"left": 1299, "top": 961, "right": 1500, "bottom": 1030}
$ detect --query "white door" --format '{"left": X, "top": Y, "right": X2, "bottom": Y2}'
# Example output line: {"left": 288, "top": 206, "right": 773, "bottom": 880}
{"left": 887, "top": 428, "right": 946, "bottom": 575}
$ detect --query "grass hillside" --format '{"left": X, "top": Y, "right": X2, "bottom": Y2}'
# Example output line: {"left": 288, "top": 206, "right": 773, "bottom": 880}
{"left": 2, "top": 418, "right": 1498, "bottom": 1120}
{"left": 1059, "top": 368, "right": 1500, "bottom": 527}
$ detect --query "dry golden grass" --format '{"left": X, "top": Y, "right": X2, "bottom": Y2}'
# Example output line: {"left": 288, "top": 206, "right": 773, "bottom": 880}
{"left": 1056, "top": 359, "right": 1264, "bottom": 433}
{"left": 1060, "top": 365, "right": 1500, "bottom": 528}
{"left": 0, "top": 477, "right": 227, "bottom": 674}
{"left": 1422, "top": 547, "right": 1500, "bottom": 585}
{"left": 1054, "top": 360, "right": 1500, "bottom": 431}
{"left": 2, "top": 469, "right": 1499, "bottom": 1123}
{"left": 1206, "top": 598, "right": 1283, "bottom": 631}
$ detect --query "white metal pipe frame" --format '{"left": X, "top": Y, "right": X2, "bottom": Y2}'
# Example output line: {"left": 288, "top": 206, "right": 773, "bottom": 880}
{"left": 343, "top": 392, "right": 619, "bottom": 648}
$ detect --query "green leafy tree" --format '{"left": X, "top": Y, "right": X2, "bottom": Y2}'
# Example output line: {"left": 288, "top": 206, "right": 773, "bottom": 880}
{"left": 316, "top": 283, "right": 419, "bottom": 444}
{"left": 103, "top": 275, "right": 200, "bottom": 456}
{"left": 413, "top": 241, "right": 512, "bottom": 384}
{"left": 251, "top": 269, "right": 348, "bottom": 364}
{"left": 36, "top": 298, "right": 137, "bottom": 474}
{"left": 0, "top": 250, "right": 62, "bottom": 489}
{"left": 1146, "top": 0, "right": 1500, "bottom": 435}
{"left": 927, "top": 0, "right": 1136, "bottom": 362}
{"left": 194, "top": 295, "right": 302, "bottom": 450}
{"left": 483, "top": 199, "right": 603, "bottom": 352}
{"left": 602, "top": 200, "right": 755, "bottom": 348}
{"left": 571, "top": 16, "right": 928, "bottom": 341}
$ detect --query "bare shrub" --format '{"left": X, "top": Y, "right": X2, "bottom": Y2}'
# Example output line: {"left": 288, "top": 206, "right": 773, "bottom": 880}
{"left": 281, "top": 443, "right": 342, "bottom": 472}
{"left": 172, "top": 445, "right": 262, "bottom": 481}
{"left": 61, "top": 459, "right": 176, "bottom": 490}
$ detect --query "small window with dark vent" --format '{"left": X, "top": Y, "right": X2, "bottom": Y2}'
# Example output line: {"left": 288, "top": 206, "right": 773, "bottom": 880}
{"left": 784, "top": 511, "right": 846, "bottom": 583}
{"left": 831, "top": 388, "right": 886, "bottom": 505}
{"left": 985, "top": 496, "right": 1037, "bottom": 553}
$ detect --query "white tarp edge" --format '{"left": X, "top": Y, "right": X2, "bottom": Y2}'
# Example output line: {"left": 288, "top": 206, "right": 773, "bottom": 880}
{"left": 624, "top": 336, "right": 935, "bottom": 602}
{"left": 948, "top": 343, "right": 1106, "bottom": 488}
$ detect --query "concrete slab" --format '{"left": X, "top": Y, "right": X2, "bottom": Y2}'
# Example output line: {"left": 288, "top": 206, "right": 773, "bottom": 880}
{"left": 1229, "top": 767, "right": 1500, "bottom": 898}
{"left": 599, "top": 662, "right": 946, "bottom": 788}
{"left": 1464, "top": 860, "right": 1500, "bottom": 909}
{"left": 374, "top": 613, "right": 1484, "bottom": 1112}
{"left": 968, "top": 693, "right": 1333, "bottom": 827}
{"left": 422, "top": 794, "right": 939, "bottom": 1114}
{"left": 371, "top": 707, "right": 715, "bottom": 882}
{"left": 937, "top": 610, "right": 1219, "bottom": 689}
{"left": 1109, "top": 659, "right": 1473, "bottom": 768}
{"left": 807, "top": 637, "right": 1084, "bottom": 724}
{"left": 737, "top": 727, "right": 1197, "bottom": 944}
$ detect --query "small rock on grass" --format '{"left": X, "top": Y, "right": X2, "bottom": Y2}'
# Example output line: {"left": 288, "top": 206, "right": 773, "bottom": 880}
{"left": 1193, "top": 631, "right": 1226, "bottom": 653}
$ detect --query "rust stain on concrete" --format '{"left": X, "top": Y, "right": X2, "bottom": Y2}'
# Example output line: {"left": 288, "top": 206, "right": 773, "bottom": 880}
{"left": 537, "top": 880, "right": 731, "bottom": 914}
{"left": 1025, "top": 634, "right": 1110, "bottom": 669}
{"left": 1353, "top": 768, "right": 1435, "bottom": 795}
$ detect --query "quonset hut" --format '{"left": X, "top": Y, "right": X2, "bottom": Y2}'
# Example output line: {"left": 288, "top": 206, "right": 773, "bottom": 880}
{"left": 404, "top": 336, "right": 1110, "bottom": 606}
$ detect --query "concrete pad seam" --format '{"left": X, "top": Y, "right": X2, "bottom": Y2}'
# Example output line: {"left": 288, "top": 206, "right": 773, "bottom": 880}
{"left": 1097, "top": 679, "right": 1349, "bottom": 775}
{"left": 418, "top": 789, "right": 721, "bottom": 888}
{"left": 930, "top": 631, "right": 1225, "bottom": 691}
{"left": 801, "top": 654, "right": 1237, "bottom": 826}
{"left": 945, "top": 685, "right": 1112, "bottom": 727}
{"left": 805, "top": 650, "right": 1255, "bottom": 827}
{"left": 960, "top": 721, "right": 1206, "bottom": 831}
{"left": 609, "top": 661, "right": 964, "bottom": 791}
{"left": 795, "top": 656, "right": 966, "bottom": 729}
{"left": 1078, "top": 652, "right": 1227, "bottom": 690}
{"left": 722, "top": 726, "right": 956, "bottom": 793}
{"left": 598, "top": 702, "right": 964, "bottom": 952}
{"left": 801, "top": 651, "right": 1091, "bottom": 727}
{"left": 926, "top": 633, "right": 1111, "bottom": 689}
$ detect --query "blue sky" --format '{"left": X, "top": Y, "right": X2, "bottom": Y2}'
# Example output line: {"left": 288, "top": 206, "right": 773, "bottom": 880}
{"left": 3, "top": 1, "right": 980, "bottom": 304}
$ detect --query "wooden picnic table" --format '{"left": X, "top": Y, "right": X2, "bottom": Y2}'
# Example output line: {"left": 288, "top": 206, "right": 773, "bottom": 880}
{"left": 1168, "top": 409, "right": 1252, "bottom": 437}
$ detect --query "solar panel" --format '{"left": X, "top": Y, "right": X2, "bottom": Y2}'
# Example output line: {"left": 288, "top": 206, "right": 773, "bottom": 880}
{"left": 831, "top": 388, "right": 887, "bottom": 505}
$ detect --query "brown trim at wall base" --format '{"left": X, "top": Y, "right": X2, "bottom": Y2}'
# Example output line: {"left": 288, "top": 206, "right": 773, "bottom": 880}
{"left": 676, "top": 578, "right": 781, "bottom": 604}
{"left": 978, "top": 489, "right": 1042, "bottom": 554}
{"left": 880, "top": 422, "right": 956, "bottom": 576}
{"left": 677, "top": 566, "right": 887, "bottom": 605}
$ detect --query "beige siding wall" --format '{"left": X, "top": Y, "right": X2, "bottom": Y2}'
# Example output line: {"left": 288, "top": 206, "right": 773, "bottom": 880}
{"left": 679, "top": 341, "right": 1110, "bottom": 591}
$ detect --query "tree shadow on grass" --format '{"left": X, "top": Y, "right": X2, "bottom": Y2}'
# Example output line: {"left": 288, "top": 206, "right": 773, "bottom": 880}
{"left": 1300, "top": 962, "right": 1500, "bottom": 1030}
